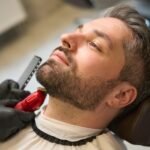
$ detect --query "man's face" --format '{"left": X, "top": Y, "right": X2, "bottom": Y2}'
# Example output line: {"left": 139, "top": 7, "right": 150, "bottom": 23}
{"left": 36, "top": 17, "right": 130, "bottom": 110}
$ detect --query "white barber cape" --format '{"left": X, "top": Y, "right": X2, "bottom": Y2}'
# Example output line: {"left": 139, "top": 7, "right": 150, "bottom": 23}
{"left": 0, "top": 111, "right": 126, "bottom": 150}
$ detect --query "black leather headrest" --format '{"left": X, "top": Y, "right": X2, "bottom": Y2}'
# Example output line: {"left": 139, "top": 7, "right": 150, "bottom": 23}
{"left": 109, "top": 98, "right": 150, "bottom": 146}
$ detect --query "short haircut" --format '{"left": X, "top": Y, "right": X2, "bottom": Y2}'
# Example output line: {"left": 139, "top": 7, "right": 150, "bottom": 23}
{"left": 103, "top": 4, "right": 150, "bottom": 113}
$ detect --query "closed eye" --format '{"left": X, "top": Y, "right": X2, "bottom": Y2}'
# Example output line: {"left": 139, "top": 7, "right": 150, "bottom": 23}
{"left": 88, "top": 41, "right": 101, "bottom": 51}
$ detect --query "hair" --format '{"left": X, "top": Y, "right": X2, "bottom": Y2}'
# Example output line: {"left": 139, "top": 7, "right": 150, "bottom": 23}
{"left": 103, "top": 4, "right": 150, "bottom": 113}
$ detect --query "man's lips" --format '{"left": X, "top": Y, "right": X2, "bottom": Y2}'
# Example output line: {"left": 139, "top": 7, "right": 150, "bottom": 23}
{"left": 51, "top": 50, "right": 69, "bottom": 66}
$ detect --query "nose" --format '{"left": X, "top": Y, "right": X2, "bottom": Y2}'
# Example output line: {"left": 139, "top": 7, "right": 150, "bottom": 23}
{"left": 60, "top": 32, "right": 84, "bottom": 51}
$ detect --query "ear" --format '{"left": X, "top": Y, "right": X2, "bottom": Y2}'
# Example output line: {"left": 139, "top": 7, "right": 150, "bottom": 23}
{"left": 106, "top": 82, "right": 137, "bottom": 109}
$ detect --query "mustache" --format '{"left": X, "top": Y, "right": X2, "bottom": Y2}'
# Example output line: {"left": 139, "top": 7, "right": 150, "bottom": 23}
{"left": 53, "top": 46, "right": 73, "bottom": 63}
{"left": 39, "top": 46, "right": 74, "bottom": 68}
{"left": 54, "top": 46, "right": 68, "bottom": 54}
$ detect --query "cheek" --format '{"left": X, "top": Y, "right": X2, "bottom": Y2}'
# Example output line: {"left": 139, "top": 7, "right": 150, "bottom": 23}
{"left": 75, "top": 51, "right": 106, "bottom": 78}
{"left": 74, "top": 50, "right": 124, "bottom": 80}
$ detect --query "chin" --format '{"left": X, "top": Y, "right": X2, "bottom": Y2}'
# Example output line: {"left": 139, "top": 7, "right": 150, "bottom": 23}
{"left": 36, "top": 65, "right": 49, "bottom": 84}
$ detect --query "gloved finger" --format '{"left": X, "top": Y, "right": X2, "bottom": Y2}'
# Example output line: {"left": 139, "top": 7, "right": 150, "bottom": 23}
{"left": 0, "top": 79, "right": 18, "bottom": 89}
{"left": 0, "top": 80, "right": 10, "bottom": 97}
{"left": 16, "top": 110, "right": 35, "bottom": 123}
{"left": 8, "top": 80, "right": 19, "bottom": 89}
{"left": 0, "top": 99, "right": 19, "bottom": 107}
{"left": 0, "top": 79, "right": 19, "bottom": 98}
{"left": 10, "top": 89, "right": 31, "bottom": 100}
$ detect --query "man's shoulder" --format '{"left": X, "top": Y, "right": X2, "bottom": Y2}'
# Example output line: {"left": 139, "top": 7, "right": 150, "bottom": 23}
{"left": 95, "top": 130, "right": 127, "bottom": 150}
{"left": 0, "top": 126, "right": 33, "bottom": 149}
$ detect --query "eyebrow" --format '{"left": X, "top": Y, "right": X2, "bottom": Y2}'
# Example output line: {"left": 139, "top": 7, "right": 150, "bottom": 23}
{"left": 77, "top": 24, "right": 113, "bottom": 49}
{"left": 94, "top": 30, "right": 113, "bottom": 49}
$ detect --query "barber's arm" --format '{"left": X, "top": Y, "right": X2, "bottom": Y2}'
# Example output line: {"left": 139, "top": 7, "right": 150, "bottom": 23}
{"left": 0, "top": 80, "right": 35, "bottom": 141}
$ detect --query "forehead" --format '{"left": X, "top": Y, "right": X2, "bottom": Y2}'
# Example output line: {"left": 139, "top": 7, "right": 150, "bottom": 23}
{"left": 84, "top": 17, "right": 131, "bottom": 45}
{"left": 85, "top": 17, "right": 129, "bottom": 32}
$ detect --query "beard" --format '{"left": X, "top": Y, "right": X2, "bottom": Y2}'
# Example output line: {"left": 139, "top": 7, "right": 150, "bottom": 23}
{"left": 36, "top": 47, "right": 118, "bottom": 111}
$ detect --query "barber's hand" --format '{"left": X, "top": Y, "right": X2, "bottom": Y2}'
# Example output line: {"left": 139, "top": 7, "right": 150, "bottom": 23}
{"left": 0, "top": 105, "right": 35, "bottom": 141}
{"left": 0, "top": 79, "right": 35, "bottom": 141}
{"left": 0, "top": 79, "right": 30, "bottom": 106}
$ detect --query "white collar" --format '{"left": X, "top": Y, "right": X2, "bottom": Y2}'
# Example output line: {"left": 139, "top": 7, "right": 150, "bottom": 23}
{"left": 35, "top": 111, "right": 102, "bottom": 141}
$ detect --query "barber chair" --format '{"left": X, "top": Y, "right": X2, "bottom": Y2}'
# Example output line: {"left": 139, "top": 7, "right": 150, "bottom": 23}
{"left": 108, "top": 97, "right": 150, "bottom": 146}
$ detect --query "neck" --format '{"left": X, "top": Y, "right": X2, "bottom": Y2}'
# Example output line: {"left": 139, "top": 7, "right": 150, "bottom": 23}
{"left": 44, "top": 96, "right": 118, "bottom": 129}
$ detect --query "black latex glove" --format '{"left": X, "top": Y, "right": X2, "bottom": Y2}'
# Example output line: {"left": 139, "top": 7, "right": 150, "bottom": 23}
{"left": 0, "top": 105, "right": 35, "bottom": 141}
{"left": 0, "top": 79, "right": 35, "bottom": 141}
{"left": 0, "top": 79, "right": 30, "bottom": 106}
